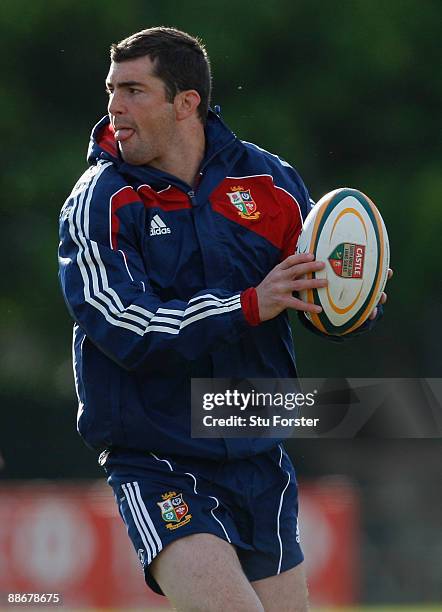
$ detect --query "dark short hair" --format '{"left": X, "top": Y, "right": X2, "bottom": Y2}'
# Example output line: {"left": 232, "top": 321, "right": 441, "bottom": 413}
{"left": 110, "top": 27, "right": 212, "bottom": 124}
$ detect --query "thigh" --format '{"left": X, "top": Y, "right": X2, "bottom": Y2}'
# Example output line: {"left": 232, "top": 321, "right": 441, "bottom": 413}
{"left": 151, "top": 533, "right": 264, "bottom": 612}
{"left": 251, "top": 562, "right": 309, "bottom": 612}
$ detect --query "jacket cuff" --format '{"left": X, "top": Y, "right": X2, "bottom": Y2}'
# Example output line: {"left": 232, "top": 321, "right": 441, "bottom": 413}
{"left": 240, "top": 287, "right": 261, "bottom": 326}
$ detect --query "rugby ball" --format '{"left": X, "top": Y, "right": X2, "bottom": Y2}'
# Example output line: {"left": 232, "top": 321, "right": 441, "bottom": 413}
{"left": 296, "top": 188, "right": 390, "bottom": 335}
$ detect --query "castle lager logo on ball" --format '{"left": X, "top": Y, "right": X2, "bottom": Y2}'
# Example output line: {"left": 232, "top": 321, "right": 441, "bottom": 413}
{"left": 227, "top": 185, "right": 260, "bottom": 220}
{"left": 328, "top": 243, "right": 365, "bottom": 279}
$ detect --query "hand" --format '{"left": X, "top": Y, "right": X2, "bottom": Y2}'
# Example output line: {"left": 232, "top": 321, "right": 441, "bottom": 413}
{"left": 255, "top": 253, "right": 328, "bottom": 322}
{"left": 369, "top": 268, "right": 394, "bottom": 320}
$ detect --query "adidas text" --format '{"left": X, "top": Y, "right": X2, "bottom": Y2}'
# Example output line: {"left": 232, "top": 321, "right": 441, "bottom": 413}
{"left": 150, "top": 226, "right": 171, "bottom": 236}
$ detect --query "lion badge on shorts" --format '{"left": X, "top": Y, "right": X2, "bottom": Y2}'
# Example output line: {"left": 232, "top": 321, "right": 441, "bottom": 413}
{"left": 157, "top": 491, "right": 192, "bottom": 530}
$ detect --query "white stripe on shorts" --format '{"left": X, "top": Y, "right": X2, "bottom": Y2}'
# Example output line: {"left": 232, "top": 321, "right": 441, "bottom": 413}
{"left": 122, "top": 481, "right": 163, "bottom": 564}
{"left": 276, "top": 446, "right": 291, "bottom": 574}
{"left": 185, "top": 471, "right": 232, "bottom": 544}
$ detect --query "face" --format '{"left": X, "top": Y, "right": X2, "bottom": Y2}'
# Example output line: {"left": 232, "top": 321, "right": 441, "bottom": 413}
{"left": 106, "top": 56, "right": 177, "bottom": 166}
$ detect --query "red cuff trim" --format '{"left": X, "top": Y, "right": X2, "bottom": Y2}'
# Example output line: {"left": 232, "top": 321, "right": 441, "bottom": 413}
{"left": 240, "top": 287, "right": 261, "bottom": 326}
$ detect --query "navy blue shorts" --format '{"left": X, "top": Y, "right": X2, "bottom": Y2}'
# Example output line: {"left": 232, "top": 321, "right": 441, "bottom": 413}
{"left": 103, "top": 445, "right": 303, "bottom": 595}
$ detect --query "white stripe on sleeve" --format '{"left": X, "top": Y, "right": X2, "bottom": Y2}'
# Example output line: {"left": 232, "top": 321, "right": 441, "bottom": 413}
{"left": 68, "top": 162, "right": 244, "bottom": 338}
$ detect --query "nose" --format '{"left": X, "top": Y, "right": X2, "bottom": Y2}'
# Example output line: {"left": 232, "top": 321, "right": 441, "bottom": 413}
{"left": 107, "top": 90, "right": 125, "bottom": 116}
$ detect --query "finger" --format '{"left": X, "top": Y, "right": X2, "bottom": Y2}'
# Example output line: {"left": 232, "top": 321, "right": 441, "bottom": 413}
{"left": 279, "top": 253, "right": 315, "bottom": 270}
{"left": 280, "top": 260, "right": 326, "bottom": 279}
{"left": 286, "top": 295, "right": 322, "bottom": 314}
{"left": 292, "top": 278, "right": 328, "bottom": 292}
{"left": 387, "top": 268, "right": 393, "bottom": 280}
{"left": 369, "top": 307, "right": 378, "bottom": 320}
{"left": 379, "top": 292, "right": 387, "bottom": 305}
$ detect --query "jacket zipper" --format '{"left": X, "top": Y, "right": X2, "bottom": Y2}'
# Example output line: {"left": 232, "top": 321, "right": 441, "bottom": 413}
{"left": 187, "top": 190, "right": 197, "bottom": 206}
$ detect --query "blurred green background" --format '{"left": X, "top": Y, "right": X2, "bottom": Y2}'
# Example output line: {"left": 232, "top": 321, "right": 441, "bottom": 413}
{"left": 0, "top": 0, "right": 441, "bottom": 605}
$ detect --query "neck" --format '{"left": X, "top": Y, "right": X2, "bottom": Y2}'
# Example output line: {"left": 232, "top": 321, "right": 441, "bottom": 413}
{"left": 149, "top": 121, "right": 206, "bottom": 187}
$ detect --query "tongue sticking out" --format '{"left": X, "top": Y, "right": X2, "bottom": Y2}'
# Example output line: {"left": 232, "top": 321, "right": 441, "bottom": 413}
{"left": 115, "top": 128, "right": 135, "bottom": 142}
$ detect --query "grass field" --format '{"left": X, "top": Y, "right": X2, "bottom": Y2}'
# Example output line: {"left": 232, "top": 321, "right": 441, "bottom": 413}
{"left": 123, "top": 608, "right": 442, "bottom": 612}
{"left": 11, "top": 606, "right": 439, "bottom": 611}
{"left": 143, "top": 608, "right": 442, "bottom": 612}
{"left": 315, "top": 609, "right": 442, "bottom": 612}
{"left": 2, "top": 607, "right": 441, "bottom": 611}
{"left": 313, "top": 607, "right": 442, "bottom": 612}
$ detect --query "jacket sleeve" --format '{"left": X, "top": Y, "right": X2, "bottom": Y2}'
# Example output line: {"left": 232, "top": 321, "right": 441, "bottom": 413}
{"left": 58, "top": 162, "right": 249, "bottom": 370}
{"left": 273, "top": 160, "right": 314, "bottom": 260}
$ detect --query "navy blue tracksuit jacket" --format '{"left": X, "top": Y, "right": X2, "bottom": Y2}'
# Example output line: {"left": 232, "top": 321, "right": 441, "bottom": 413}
{"left": 58, "top": 110, "right": 327, "bottom": 460}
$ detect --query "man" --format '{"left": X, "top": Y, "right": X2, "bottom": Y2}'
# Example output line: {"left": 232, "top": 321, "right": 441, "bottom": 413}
{"left": 59, "top": 27, "right": 389, "bottom": 611}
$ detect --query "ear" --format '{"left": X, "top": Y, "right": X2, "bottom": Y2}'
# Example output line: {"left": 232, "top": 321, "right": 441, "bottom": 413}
{"left": 174, "top": 90, "right": 201, "bottom": 121}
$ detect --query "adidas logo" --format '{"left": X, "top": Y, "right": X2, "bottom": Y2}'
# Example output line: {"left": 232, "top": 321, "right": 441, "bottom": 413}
{"left": 150, "top": 214, "right": 171, "bottom": 236}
